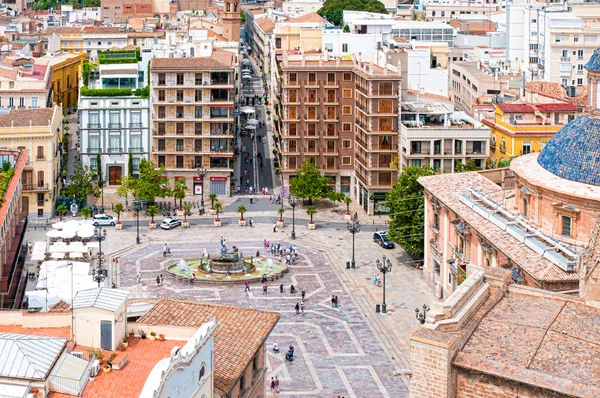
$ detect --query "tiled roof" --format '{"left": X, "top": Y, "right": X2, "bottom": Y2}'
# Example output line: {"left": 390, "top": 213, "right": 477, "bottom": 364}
{"left": 287, "top": 12, "right": 326, "bottom": 24}
{"left": 526, "top": 81, "right": 589, "bottom": 108}
{"left": 454, "top": 291, "right": 600, "bottom": 396}
{"left": 537, "top": 115, "right": 600, "bottom": 186}
{"left": 150, "top": 49, "right": 234, "bottom": 70}
{"left": 0, "top": 107, "right": 56, "bottom": 128}
{"left": 48, "top": 300, "right": 70, "bottom": 313}
{"left": 498, "top": 103, "right": 535, "bottom": 113}
{"left": 418, "top": 172, "right": 579, "bottom": 283}
{"left": 255, "top": 17, "right": 275, "bottom": 33}
{"left": 533, "top": 103, "right": 577, "bottom": 112}
{"left": 136, "top": 298, "right": 279, "bottom": 395}
{"left": 585, "top": 48, "right": 600, "bottom": 71}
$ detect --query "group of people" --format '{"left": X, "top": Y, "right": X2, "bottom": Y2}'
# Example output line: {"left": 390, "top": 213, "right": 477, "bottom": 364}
{"left": 294, "top": 301, "right": 305, "bottom": 315}
{"left": 162, "top": 243, "right": 172, "bottom": 257}
{"left": 269, "top": 376, "right": 280, "bottom": 394}
{"left": 330, "top": 295, "right": 340, "bottom": 308}
{"left": 156, "top": 274, "right": 164, "bottom": 286}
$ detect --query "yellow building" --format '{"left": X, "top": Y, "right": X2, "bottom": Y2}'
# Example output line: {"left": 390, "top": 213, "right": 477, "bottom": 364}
{"left": 483, "top": 103, "right": 577, "bottom": 166}
{"left": 44, "top": 52, "right": 87, "bottom": 109}
{"left": 0, "top": 106, "right": 63, "bottom": 218}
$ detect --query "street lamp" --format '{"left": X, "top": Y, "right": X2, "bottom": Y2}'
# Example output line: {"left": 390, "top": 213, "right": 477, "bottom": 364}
{"left": 376, "top": 255, "right": 392, "bottom": 314}
{"left": 347, "top": 220, "right": 361, "bottom": 269}
{"left": 415, "top": 304, "right": 430, "bottom": 324}
{"left": 288, "top": 196, "right": 299, "bottom": 240}
{"left": 94, "top": 227, "right": 107, "bottom": 287}
{"left": 197, "top": 167, "right": 207, "bottom": 209}
{"left": 133, "top": 200, "right": 141, "bottom": 244}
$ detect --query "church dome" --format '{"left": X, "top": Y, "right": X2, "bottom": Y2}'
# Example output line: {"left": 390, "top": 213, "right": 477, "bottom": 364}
{"left": 537, "top": 115, "right": 600, "bottom": 186}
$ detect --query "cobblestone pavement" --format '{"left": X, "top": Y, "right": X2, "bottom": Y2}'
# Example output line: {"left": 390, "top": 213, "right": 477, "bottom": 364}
{"left": 24, "top": 219, "right": 435, "bottom": 397}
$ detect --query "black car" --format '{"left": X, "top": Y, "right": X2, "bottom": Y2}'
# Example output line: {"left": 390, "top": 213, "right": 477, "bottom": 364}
{"left": 373, "top": 231, "right": 395, "bottom": 249}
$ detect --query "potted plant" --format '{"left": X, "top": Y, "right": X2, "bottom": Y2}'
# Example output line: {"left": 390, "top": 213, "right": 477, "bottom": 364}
{"left": 57, "top": 204, "right": 67, "bottom": 221}
{"left": 87, "top": 347, "right": 95, "bottom": 359}
{"left": 121, "top": 338, "right": 129, "bottom": 348}
{"left": 344, "top": 197, "right": 352, "bottom": 220}
{"left": 182, "top": 204, "right": 190, "bottom": 228}
{"left": 213, "top": 201, "right": 223, "bottom": 227}
{"left": 81, "top": 207, "right": 91, "bottom": 220}
{"left": 95, "top": 349, "right": 105, "bottom": 363}
{"left": 149, "top": 331, "right": 157, "bottom": 341}
{"left": 237, "top": 205, "right": 247, "bottom": 226}
{"left": 277, "top": 208, "right": 285, "bottom": 228}
{"left": 208, "top": 193, "right": 217, "bottom": 214}
{"left": 109, "top": 352, "right": 117, "bottom": 362}
{"left": 140, "top": 330, "right": 147, "bottom": 339}
{"left": 307, "top": 206, "right": 317, "bottom": 230}
{"left": 147, "top": 205, "right": 158, "bottom": 229}
{"left": 159, "top": 334, "right": 165, "bottom": 341}
{"left": 114, "top": 203, "right": 124, "bottom": 230}
{"left": 103, "top": 364, "right": 111, "bottom": 373}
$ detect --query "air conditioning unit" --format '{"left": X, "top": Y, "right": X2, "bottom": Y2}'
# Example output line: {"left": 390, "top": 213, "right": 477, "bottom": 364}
{"left": 71, "top": 352, "right": 84, "bottom": 360}
{"left": 90, "top": 360, "right": 100, "bottom": 377}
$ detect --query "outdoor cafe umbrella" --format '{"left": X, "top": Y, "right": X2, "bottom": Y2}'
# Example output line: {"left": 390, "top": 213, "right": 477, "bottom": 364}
{"left": 77, "top": 229, "right": 95, "bottom": 239}
{"left": 59, "top": 230, "right": 76, "bottom": 240}
{"left": 46, "top": 230, "right": 62, "bottom": 239}
{"left": 240, "top": 107, "right": 255, "bottom": 114}
{"left": 244, "top": 125, "right": 256, "bottom": 130}
{"left": 242, "top": 74, "right": 252, "bottom": 79}
{"left": 63, "top": 220, "right": 80, "bottom": 231}
{"left": 246, "top": 119, "right": 259, "bottom": 125}
{"left": 52, "top": 222, "right": 65, "bottom": 230}
{"left": 242, "top": 58, "right": 250, "bottom": 65}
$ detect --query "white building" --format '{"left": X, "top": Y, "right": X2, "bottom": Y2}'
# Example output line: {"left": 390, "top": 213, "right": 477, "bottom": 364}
{"left": 280, "top": 0, "right": 324, "bottom": 17}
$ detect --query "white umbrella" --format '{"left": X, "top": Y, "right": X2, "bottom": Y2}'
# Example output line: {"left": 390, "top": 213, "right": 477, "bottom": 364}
{"left": 244, "top": 125, "right": 256, "bottom": 130}
{"left": 46, "top": 230, "right": 61, "bottom": 238}
{"left": 242, "top": 58, "right": 250, "bottom": 65}
{"left": 52, "top": 222, "right": 65, "bottom": 230}
{"left": 77, "top": 229, "right": 94, "bottom": 239}
{"left": 68, "top": 252, "right": 83, "bottom": 259}
{"left": 63, "top": 220, "right": 80, "bottom": 231}
{"left": 246, "top": 119, "right": 259, "bottom": 125}
{"left": 59, "top": 230, "right": 76, "bottom": 239}
{"left": 242, "top": 75, "right": 252, "bottom": 80}
{"left": 51, "top": 252, "right": 65, "bottom": 259}
{"left": 241, "top": 107, "right": 255, "bottom": 114}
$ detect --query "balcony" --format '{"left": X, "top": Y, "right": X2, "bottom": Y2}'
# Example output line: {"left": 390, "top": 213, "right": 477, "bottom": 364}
{"left": 490, "top": 140, "right": 496, "bottom": 148}
{"left": 323, "top": 148, "right": 338, "bottom": 156}
{"left": 24, "top": 183, "right": 49, "bottom": 191}
{"left": 88, "top": 147, "right": 101, "bottom": 153}
{"left": 176, "top": 145, "right": 184, "bottom": 151}
{"left": 87, "top": 123, "right": 101, "bottom": 128}
{"left": 325, "top": 80, "right": 339, "bottom": 88}
{"left": 305, "top": 80, "right": 319, "bottom": 88}
{"left": 355, "top": 118, "right": 368, "bottom": 131}
{"left": 305, "top": 147, "right": 319, "bottom": 154}
{"left": 158, "top": 80, "right": 166, "bottom": 86}
{"left": 130, "top": 147, "right": 144, "bottom": 152}
{"left": 108, "top": 147, "right": 122, "bottom": 153}
{"left": 130, "top": 122, "right": 143, "bottom": 128}
{"left": 356, "top": 103, "right": 369, "bottom": 113}
{"left": 560, "top": 57, "right": 570, "bottom": 61}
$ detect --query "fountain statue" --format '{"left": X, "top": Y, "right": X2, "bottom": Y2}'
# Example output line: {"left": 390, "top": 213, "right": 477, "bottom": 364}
{"left": 178, "top": 258, "right": 188, "bottom": 272}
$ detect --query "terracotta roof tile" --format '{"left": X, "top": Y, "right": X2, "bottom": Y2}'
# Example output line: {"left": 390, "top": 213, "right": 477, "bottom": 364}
{"left": 0, "top": 108, "right": 56, "bottom": 127}
{"left": 533, "top": 103, "right": 577, "bottom": 112}
{"left": 136, "top": 298, "right": 279, "bottom": 394}
{"left": 526, "top": 80, "right": 589, "bottom": 108}
{"left": 498, "top": 103, "right": 536, "bottom": 113}
{"left": 151, "top": 49, "right": 234, "bottom": 70}
{"left": 286, "top": 12, "right": 326, "bottom": 24}
{"left": 48, "top": 300, "right": 70, "bottom": 313}
{"left": 255, "top": 17, "right": 275, "bottom": 33}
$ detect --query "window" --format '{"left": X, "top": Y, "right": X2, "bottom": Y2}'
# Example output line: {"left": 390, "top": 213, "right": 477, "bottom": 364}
{"left": 8, "top": 97, "right": 13, "bottom": 108}
{"left": 31, "top": 97, "right": 38, "bottom": 108}
{"left": 36, "top": 146, "right": 44, "bottom": 159}
{"left": 578, "top": 50, "right": 584, "bottom": 59}
{"left": 289, "top": 73, "right": 297, "bottom": 84}
{"left": 90, "top": 157, "right": 97, "bottom": 170}
{"left": 342, "top": 156, "right": 351, "bottom": 165}
{"left": 561, "top": 216, "right": 572, "bottom": 237}
{"left": 176, "top": 139, "right": 184, "bottom": 151}
{"left": 523, "top": 198, "right": 528, "bottom": 218}
{"left": 411, "top": 141, "right": 421, "bottom": 154}
{"left": 342, "top": 123, "right": 351, "bottom": 131}
{"left": 584, "top": 35, "right": 597, "bottom": 43}
{"left": 130, "top": 134, "right": 142, "bottom": 151}
{"left": 37, "top": 170, "right": 44, "bottom": 187}
{"left": 308, "top": 72, "right": 316, "bottom": 84}
{"left": 109, "top": 112, "right": 120, "bottom": 128}
{"left": 109, "top": 133, "right": 121, "bottom": 152}
{"left": 327, "top": 73, "right": 335, "bottom": 84}
{"left": 342, "top": 89, "right": 352, "bottom": 98}
{"left": 275, "top": 38, "right": 281, "bottom": 48}
{"left": 342, "top": 106, "right": 351, "bottom": 115}
{"left": 342, "top": 43, "right": 348, "bottom": 52}
{"left": 555, "top": 35, "right": 567, "bottom": 43}
{"left": 89, "top": 134, "right": 100, "bottom": 152}
{"left": 177, "top": 73, "right": 184, "bottom": 85}
{"left": 342, "top": 140, "right": 351, "bottom": 149}
{"left": 522, "top": 142, "right": 531, "bottom": 155}
{"left": 577, "top": 78, "right": 583, "bottom": 86}
{"left": 176, "top": 156, "right": 184, "bottom": 168}
{"left": 158, "top": 155, "right": 165, "bottom": 167}
{"left": 343, "top": 72, "right": 351, "bottom": 81}
{"left": 132, "top": 158, "right": 140, "bottom": 172}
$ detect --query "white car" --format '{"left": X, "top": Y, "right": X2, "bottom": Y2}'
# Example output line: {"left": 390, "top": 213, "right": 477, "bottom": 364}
{"left": 160, "top": 217, "right": 182, "bottom": 230}
{"left": 92, "top": 214, "right": 116, "bottom": 226}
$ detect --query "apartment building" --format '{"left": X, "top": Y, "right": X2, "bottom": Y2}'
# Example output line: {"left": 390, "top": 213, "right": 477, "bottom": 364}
{"left": 278, "top": 54, "right": 401, "bottom": 214}
{"left": 0, "top": 106, "right": 63, "bottom": 218}
{"left": 281, "top": 0, "right": 324, "bottom": 17}
{"left": 247, "top": 13, "right": 275, "bottom": 75}
{"left": 0, "top": 57, "right": 53, "bottom": 110}
{"left": 150, "top": 43, "right": 237, "bottom": 196}
{"left": 483, "top": 102, "right": 577, "bottom": 165}
{"left": 79, "top": 49, "right": 151, "bottom": 184}
{"left": 424, "top": 0, "right": 499, "bottom": 23}
{"left": 401, "top": 99, "right": 489, "bottom": 172}
{"left": 43, "top": 52, "right": 87, "bottom": 109}
{"left": 46, "top": 27, "right": 129, "bottom": 60}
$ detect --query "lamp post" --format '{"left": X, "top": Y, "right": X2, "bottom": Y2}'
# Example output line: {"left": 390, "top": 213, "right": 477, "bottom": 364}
{"left": 347, "top": 220, "right": 361, "bottom": 269}
{"left": 288, "top": 196, "right": 299, "bottom": 240}
{"left": 197, "top": 167, "right": 207, "bottom": 209}
{"left": 415, "top": 304, "right": 430, "bottom": 324}
{"left": 133, "top": 200, "right": 141, "bottom": 244}
{"left": 94, "top": 227, "right": 107, "bottom": 287}
{"left": 376, "top": 255, "right": 392, "bottom": 314}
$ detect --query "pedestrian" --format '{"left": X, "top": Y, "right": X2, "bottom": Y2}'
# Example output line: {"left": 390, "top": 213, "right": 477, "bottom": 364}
{"left": 160, "top": 274, "right": 164, "bottom": 286}
{"left": 279, "top": 283, "right": 284, "bottom": 293}
{"left": 295, "top": 302, "right": 300, "bottom": 315}
{"left": 335, "top": 296, "right": 339, "bottom": 308}
{"left": 237, "top": 185, "right": 240, "bottom": 194}
{"left": 156, "top": 275, "right": 160, "bottom": 286}
{"left": 273, "top": 223, "right": 277, "bottom": 233}
{"left": 301, "top": 289, "right": 306, "bottom": 300}
{"left": 137, "top": 271, "right": 142, "bottom": 283}
{"left": 111, "top": 282, "right": 117, "bottom": 289}
{"left": 167, "top": 244, "right": 171, "bottom": 255}
{"left": 28, "top": 241, "right": 32, "bottom": 254}
{"left": 373, "top": 274, "right": 378, "bottom": 286}
{"left": 331, "top": 295, "right": 335, "bottom": 308}
{"left": 300, "top": 301, "right": 305, "bottom": 315}
{"left": 249, "top": 218, "right": 253, "bottom": 228}
{"left": 263, "top": 283, "right": 268, "bottom": 294}
{"left": 163, "top": 243, "right": 167, "bottom": 257}
{"left": 250, "top": 195, "right": 254, "bottom": 204}
{"left": 286, "top": 254, "right": 291, "bottom": 265}
{"left": 264, "top": 239, "right": 267, "bottom": 248}
{"left": 245, "top": 280, "right": 250, "bottom": 292}
{"left": 275, "top": 376, "right": 280, "bottom": 393}
{"left": 256, "top": 250, "right": 260, "bottom": 257}
{"left": 270, "top": 377, "right": 275, "bottom": 394}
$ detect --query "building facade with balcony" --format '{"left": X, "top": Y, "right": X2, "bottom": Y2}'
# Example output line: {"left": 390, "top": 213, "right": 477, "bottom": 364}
{"left": 0, "top": 106, "right": 63, "bottom": 218}
{"left": 278, "top": 54, "right": 401, "bottom": 214}
{"left": 79, "top": 50, "right": 151, "bottom": 185}
{"left": 483, "top": 102, "right": 578, "bottom": 166}
{"left": 0, "top": 57, "right": 53, "bottom": 110}
{"left": 149, "top": 44, "right": 237, "bottom": 196}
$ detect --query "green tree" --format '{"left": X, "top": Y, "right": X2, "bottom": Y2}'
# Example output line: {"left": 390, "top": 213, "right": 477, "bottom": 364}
{"left": 172, "top": 178, "right": 188, "bottom": 208}
{"left": 386, "top": 165, "right": 435, "bottom": 257}
{"left": 81, "top": 207, "right": 91, "bottom": 220}
{"left": 125, "top": 159, "right": 169, "bottom": 202}
{"left": 128, "top": 153, "right": 133, "bottom": 177}
{"left": 344, "top": 196, "right": 352, "bottom": 213}
{"left": 214, "top": 201, "right": 223, "bottom": 221}
{"left": 57, "top": 204, "right": 67, "bottom": 221}
{"left": 277, "top": 207, "right": 285, "bottom": 222}
{"left": 63, "top": 164, "right": 100, "bottom": 204}
{"left": 317, "top": 0, "right": 388, "bottom": 26}
{"left": 147, "top": 205, "right": 158, "bottom": 223}
{"left": 96, "top": 153, "right": 103, "bottom": 188}
{"left": 454, "top": 159, "right": 482, "bottom": 173}
{"left": 241, "top": 10, "right": 247, "bottom": 23}
{"left": 306, "top": 205, "right": 317, "bottom": 223}
{"left": 114, "top": 203, "right": 124, "bottom": 222}
{"left": 237, "top": 205, "right": 247, "bottom": 220}
{"left": 183, "top": 204, "right": 190, "bottom": 221}
{"left": 497, "top": 157, "right": 513, "bottom": 168}
{"left": 208, "top": 193, "right": 217, "bottom": 209}
{"left": 290, "top": 159, "right": 329, "bottom": 203}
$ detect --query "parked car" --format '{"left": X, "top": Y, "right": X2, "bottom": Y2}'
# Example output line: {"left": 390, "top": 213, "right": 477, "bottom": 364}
{"left": 92, "top": 214, "right": 116, "bottom": 226}
{"left": 373, "top": 231, "right": 395, "bottom": 249}
{"left": 160, "top": 217, "right": 182, "bottom": 230}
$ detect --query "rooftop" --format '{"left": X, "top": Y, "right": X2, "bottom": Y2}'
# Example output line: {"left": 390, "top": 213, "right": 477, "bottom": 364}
{"left": 286, "top": 12, "right": 326, "bottom": 24}
{"left": 526, "top": 81, "right": 589, "bottom": 108}
{"left": 255, "top": 17, "right": 275, "bottom": 33}
{"left": 418, "top": 172, "right": 579, "bottom": 284}
{"left": 0, "top": 107, "right": 56, "bottom": 128}
{"left": 0, "top": 332, "right": 67, "bottom": 381}
{"left": 497, "top": 103, "right": 535, "bottom": 113}
{"left": 72, "top": 288, "right": 129, "bottom": 312}
{"left": 150, "top": 49, "right": 234, "bottom": 70}
{"left": 454, "top": 289, "right": 600, "bottom": 396}
{"left": 136, "top": 298, "right": 279, "bottom": 394}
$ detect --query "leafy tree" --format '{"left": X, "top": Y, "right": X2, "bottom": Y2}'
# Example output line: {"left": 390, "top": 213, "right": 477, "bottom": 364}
{"left": 290, "top": 159, "right": 329, "bottom": 203}
{"left": 128, "top": 153, "right": 133, "bottom": 177}
{"left": 306, "top": 205, "right": 317, "bottom": 223}
{"left": 81, "top": 207, "right": 91, "bottom": 220}
{"left": 63, "top": 164, "right": 100, "bottom": 204}
{"left": 237, "top": 205, "right": 247, "bottom": 220}
{"left": 344, "top": 196, "right": 352, "bottom": 213}
{"left": 115, "top": 175, "right": 131, "bottom": 204}
{"left": 214, "top": 201, "right": 223, "bottom": 221}
{"left": 57, "top": 204, "right": 67, "bottom": 221}
{"left": 497, "top": 157, "right": 513, "bottom": 168}
{"left": 147, "top": 205, "right": 158, "bottom": 223}
{"left": 96, "top": 153, "right": 104, "bottom": 190}
{"left": 277, "top": 207, "right": 285, "bottom": 221}
{"left": 208, "top": 193, "right": 217, "bottom": 209}
{"left": 124, "top": 159, "right": 169, "bottom": 202}
{"left": 343, "top": 24, "right": 350, "bottom": 32}
{"left": 114, "top": 203, "right": 124, "bottom": 222}
{"left": 386, "top": 165, "right": 435, "bottom": 257}
{"left": 183, "top": 204, "right": 190, "bottom": 221}
{"left": 317, "top": 0, "right": 388, "bottom": 26}
{"left": 172, "top": 178, "right": 188, "bottom": 208}
{"left": 455, "top": 159, "right": 481, "bottom": 173}
{"left": 241, "top": 10, "right": 247, "bottom": 23}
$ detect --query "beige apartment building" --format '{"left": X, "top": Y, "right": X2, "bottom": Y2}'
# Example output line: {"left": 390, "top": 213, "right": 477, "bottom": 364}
{"left": 0, "top": 106, "right": 63, "bottom": 218}
{"left": 278, "top": 55, "right": 401, "bottom": 214}
{"left": 149, "top": 45, "right": 237, "bottom": 196}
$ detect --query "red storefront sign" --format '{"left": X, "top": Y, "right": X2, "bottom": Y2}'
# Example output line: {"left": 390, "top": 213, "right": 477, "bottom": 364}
{"left": 210, "top": 177, "right": 228, "bottom": 182}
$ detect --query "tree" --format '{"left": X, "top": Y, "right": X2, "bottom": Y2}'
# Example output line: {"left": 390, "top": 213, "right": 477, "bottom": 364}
{"left": 81, "top": 207, "right": 91, "bottom": 220}
{"left": 214, "top": 201, "right": 223, "bottom": 221}
{"left": 57, "top": 204, "right": 67, "bottom": 221}
{"left": 497, "top": 157, "right": 513, "bottom": 168}
{"left": 183, "top": 204, "right": 190, "bottom": 221}
{"left": 317, "top": 0, "right": 387, "bottom": 26}
{"left": 237, "top": 205, "right": 247, "bottom": 220}
{"left": 147, "top": 205, "right": 158, "bottom": 223}
{"left": 306, "top": 205, "right": 317, "bottom": 223}
{"left": 455, "top": 159, "right": 481, "bottom": 173}
{"left": 241, "top": 10, "right": 247, "bottom": 23}
{"left": 63, "top": 164, "right": 100, "bottom": 204}
{"left": 277, "top": 207, "right": 285, "bottom": 221}
{"left": 116, "top": 175, "right": 131, "bottom": 204}
{"left": 344, "top": 196, "right": 352, "bottom": 213}
{"left": 125, "top": 159, "right": 169, "bottom": 202}
{"left": 208, "top": 193, "right": 217, "bottom": 209}
{"left": 290, "top": 159, "right": 329, "bottom": 203}
{"left": 387, "top": 165, "right": 435, "bottom": 257}
{"left": 172, "top": 178, "right": 188, "bottom": 208}
{"left": 114, "top": 203, "right": 124, "bottom": 222}
{"left": 96, "top": 153, "right": 103, "bottom": 189}
{"left": 128, "top": 153, "right": 133, "bottom": 177}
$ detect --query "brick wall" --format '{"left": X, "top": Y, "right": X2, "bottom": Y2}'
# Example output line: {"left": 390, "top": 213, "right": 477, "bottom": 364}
{"left": 409, "top": 339, "right": 454, "bottom": 398}
{"left": 456, "top": 368, "right": 570, "bottom": 398}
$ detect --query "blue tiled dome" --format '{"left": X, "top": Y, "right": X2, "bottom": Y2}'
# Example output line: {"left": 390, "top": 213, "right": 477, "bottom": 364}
{"left": 537, "top": 116, "right": 600, "bottom": 186}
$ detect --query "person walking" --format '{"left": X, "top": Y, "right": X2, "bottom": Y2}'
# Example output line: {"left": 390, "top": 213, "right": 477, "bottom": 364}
{"left": 334, "top": 296, "right": 339, "bottom": 308}
{"left": 137, "top": 271, "right": 142, "bottom": 283}
{"left": 273, "top": 223, "right": 277, "bottom": 233}
{"left": 274, "top": 377, "right": 280, "bottom": 394}
{"left": 163, "top": 243, "right": 167, "bottom": 257}
{"left": 245, "top": 280, "right": 250, "bottom": 292}
{"left": 331, "top": 295, "right": 336, "bottom": 308}
{"left": 167, "top": 244, "right": 171, "bottom": 255}
{"left": 300, "top": 301, "right": 305, "bottom": 315}
{"left": 249, "top": 218, "right": 253, "bottom": 228}
{"left": 270, "top": 377, "right": 275, "bottom": 394}
{"left": 159, "top": 274, "right": 164, "bottom": 286}
{"left": 279, "top": 283, "right": 284, "bottom": 293}
{"left": 301, "top": 289, "right": 306, "bottom": 300}
{"left": 156, "top": 275, "right": 161, "bottom": 286}
{"left": 263, "top": 283, "right": 268, "bottom": 294}
{"left": 295, "top": 302, "right": 300, "bottom": 315}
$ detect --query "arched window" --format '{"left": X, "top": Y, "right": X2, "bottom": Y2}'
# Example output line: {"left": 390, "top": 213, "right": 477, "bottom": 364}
{"left": 37, "top": 170, "right": 44, "bottom": 187}
{"left": 234, "top": 2, "right": 238, "bottom": 12}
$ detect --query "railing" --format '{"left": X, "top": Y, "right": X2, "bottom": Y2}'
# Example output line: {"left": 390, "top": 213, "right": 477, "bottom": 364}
{"left": 108, "top": 148, "right": 122, "bottom": 153}
{"left": 130, "top": 147, "right": 144, "bottom": 152}
{"left": 176, "top": 146, "right": 184, "bottom": 151}
{"left": 356, "top": 103, "right": 368, "bottom": 113}
{"left": 355, "top": 118, "right": 368, "bottom": 130}
{"left": 88, "top": 147, "right": 101, "bottom": 153}
{"left": 87, "top": 123, "right": 101, "bottom": 128}
{"left": 130, "top": 122, "right": 143, "bottom": 128}
{"left": 560, "top": 57, "right": 570, "bottom": 61}
{"left": 36, "top": 155, "right": 45, "bottom": 160}
{"left": 108, "top": 123, "right": 121, "bottom": 128}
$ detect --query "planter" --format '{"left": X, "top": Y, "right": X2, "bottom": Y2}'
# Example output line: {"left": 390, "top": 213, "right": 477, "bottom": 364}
{"left": 149, "top": 334, "right": 157, "bottom": 341}
{"left": 103, "top": 366, "right": 111, "bottom": 373}
{"left": 115, "top": 222, "right": 123, "bottom": 230}
{"left": 344, "top": 213, "right": 352, "bottom": 221}
{"left": 182, "top": 220, "right": 190, "bottom": 228}
{"left": 214, "top": 219, "right": 222, "bottom": 227}
{"left": 159, "top": 334, "right": 165, "bottom": 341}
{"left": 308, "top": 222, "right": 316, "bottom": 230}
{"left": 239, "top": 219, "right": 246, "bottom": 226}
{"left": 209, "top": 208, "right": 216, "bottom": 215}
{"left": 149, "top": 222, "right": 156, "bottom": 229}
{"left": 176, "top": 210, "right": 184, "bottom": 217}
{"left": 121, "top": 341, "right": 128, "bottom": 349}
{"left": 277, "top": 220, "right": 285, "bottom": 228}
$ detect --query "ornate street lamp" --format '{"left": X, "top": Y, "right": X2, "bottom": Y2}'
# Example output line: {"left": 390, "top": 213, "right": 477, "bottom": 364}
{"left": 133, "top": 200, "right": 141, "bottom": 244}
{"left": 288, "top": 195, "right": 299, "bottom": 240}
{"left": 376, "top": 255, "right": 392, "bottom": 313}
{"left": 197, "top": 167, "right": 208, "bottom": 209}
{"left": 94, "top": 227, "right": 107, "bottom": 287}
{"left": 415, "top": 304, "right": 430, "bottom": 324}
{"left": 347, "top": 220, "right": 361, "bottom": 269}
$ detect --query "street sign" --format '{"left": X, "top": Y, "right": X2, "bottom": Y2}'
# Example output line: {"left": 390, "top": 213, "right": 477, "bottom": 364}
{"left": 280, "top": 186, "right": 288, "bottom": 198}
